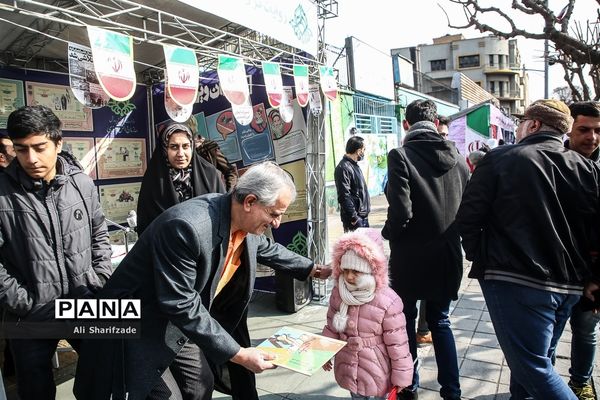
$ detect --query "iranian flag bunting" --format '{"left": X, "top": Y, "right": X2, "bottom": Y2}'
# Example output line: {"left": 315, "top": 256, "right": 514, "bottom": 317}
{"left": 218, "top": 55, "right": 249, "bottom": 106}
{"left": 293, "top": 65, "right": 309, "bottom": 107}
{"left": 87, "top": 26, "right": 136, "bottom": 101}
{"left": 163, "top": 45, "right": 199, "bottom": 107}
{"left": 262, "top": 61, "right": 283, "bottom": 108}
{"left": 319, "top": 66, "right": 337, "bottom": 101}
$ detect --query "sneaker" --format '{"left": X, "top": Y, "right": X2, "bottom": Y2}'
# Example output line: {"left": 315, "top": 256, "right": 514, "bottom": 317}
{"left": 568, "top": 380, "right": 596, "bottom": 400}
{"left": 416, "top": 332, "right": 432, "bottom": 346}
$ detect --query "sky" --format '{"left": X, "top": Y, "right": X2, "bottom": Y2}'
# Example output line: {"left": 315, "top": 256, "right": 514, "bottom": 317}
{"left": 322, "top": 0, "right": 598, "bottom": 102}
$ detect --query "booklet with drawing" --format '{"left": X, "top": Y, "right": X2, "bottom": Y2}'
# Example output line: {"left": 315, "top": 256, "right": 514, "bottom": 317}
{"left": 256, "top": 326, "right": 346, "bottom": 376}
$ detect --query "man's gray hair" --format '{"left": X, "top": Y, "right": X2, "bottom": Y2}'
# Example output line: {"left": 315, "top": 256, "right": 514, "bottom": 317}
{"left": 233, "top": 161, "right": 297, "bottom": 206}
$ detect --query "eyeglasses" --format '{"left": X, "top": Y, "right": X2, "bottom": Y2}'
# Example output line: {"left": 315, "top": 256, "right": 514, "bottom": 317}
{"left": 517, "top": 118, "right": 532, "bottom": 125}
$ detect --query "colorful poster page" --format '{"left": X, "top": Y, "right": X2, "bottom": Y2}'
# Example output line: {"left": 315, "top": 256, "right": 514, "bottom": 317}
{"left": 25, "top": 81, "right": 94, "bottom": 131}
{"left": 62, "top": 137, "right": 97, "bottom": 179}
{"left": 280, "top": 160, "right": 307, "bottom": 223}
{"left": 96, "top": 137, "right": 147, "bottom": 179}
{"left": 257, "top": 326, "right": 346, "bottom": 376}
{"left": 67, "top": 42, "right": 109, "bottom": 108}
{"left": 267, "top": 102, "right": 307, "bottom": 164}
{"left": 236, "top": 103, "right": 275, "bottom": 166}
{"left": 0, "top": 78, "right": 25, "bottom": 129}
{"left": 99, "top": 182, "right": 141, "bottom": 224}
{"left": 205, "top": 109, "right": 242, "bottom": 162}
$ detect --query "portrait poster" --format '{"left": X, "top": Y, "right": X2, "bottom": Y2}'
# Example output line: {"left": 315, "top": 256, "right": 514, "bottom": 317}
{"left": 99, "top": 182, "right": 141, "bottom": 224}
{"left": 205, "top": 109, "right": 242, "bottom": 162}
{"left": 267, "top": 102, "right": 307, "bottom": 164}
{"left": 236, "top": 103, "right": 275, "bottom": 166}
{"left": 280, "top": 160, "right": 307, "bottom": 223}
{"left": 25, "top": 81, "right": 94, "bottom": 131}
{"left": 96, "top": 137, "right": 147, "bottom": 179}
{"left": 0, "top": 78, "right": 25, "bottom": 129}
{"left": 62, "top": 137, "right": 97, "bottom": 179}
{"left": 257, "top": 326, "right": 346, "bottom": 376}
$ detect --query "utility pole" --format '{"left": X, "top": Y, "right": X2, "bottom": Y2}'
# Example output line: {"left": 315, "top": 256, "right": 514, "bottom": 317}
{"left": 544, "top": 0, "right": 549, "bottom": 98}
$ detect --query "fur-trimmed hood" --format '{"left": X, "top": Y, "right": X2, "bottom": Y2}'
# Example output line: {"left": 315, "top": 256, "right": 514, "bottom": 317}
{"left": 331, "top": 228, "right": 389, "bottom": 288}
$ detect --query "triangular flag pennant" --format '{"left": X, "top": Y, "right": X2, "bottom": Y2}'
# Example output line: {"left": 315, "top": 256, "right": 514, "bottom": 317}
{"left": 308, "top": 83, "right": 322, "bottom": 116}
{"left": 262, "top": 61, "right": 284, "bottom": 108}
{"left": 280, "top": 87, "right": 294, "bottom": 123}
{"left": 67, "top": 42, "right": 109, "bottom": 109}
{"left": 163, "top": 45, "right": 199, "bottom": 107}
{"left": 87, "top": 26, "right": 136, "bottom": 101}
{"left": 319, "top": 66, "right": 338, "bottom": 101}
{"left": 217, "top": 55, "right": 249, "bottom": 106}
{"left": 293, "top": 65, "right": 309, "bottom": 107}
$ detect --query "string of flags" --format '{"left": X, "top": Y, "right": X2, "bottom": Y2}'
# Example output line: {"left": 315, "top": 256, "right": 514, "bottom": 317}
{"left": 68, "top": 26, "right": 335, "bottom": 125}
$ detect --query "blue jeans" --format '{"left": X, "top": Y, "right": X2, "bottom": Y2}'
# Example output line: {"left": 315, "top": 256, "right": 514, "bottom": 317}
{"left": 403, "top": 298, "right": 461, "bottom": 399}
{"left": 480, "top": 279, "right": 579, "bottom": 400}
{"left": 569, "top": 302, "right": 600, "bottom": 385}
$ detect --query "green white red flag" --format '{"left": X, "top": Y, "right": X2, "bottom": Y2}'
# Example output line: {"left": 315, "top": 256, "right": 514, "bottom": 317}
{"left": 218, "top": 55, "right": 249, "bottom": 106}
{"left": 319, "top": 66, "right": 337, "bottom": 101}
{"left": 87, "top": 26, "right": 136, "bottom": 101}
{"left": 262, "top": 61, "right": 283, "bottom": 108}
{"left": 293, "top": 65, "right": 309, "bottom": 107}
{"left": 163, "top": 45, "right": 199, "bottom": 107}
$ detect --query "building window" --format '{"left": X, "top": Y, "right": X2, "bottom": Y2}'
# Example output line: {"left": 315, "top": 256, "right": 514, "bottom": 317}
{"left": 430, "top": 59, "right": 446, "bottom": 71}
{"left": 489, "top": 55, "right": 494, "bottom": 67}
{"left": 458, "top": 54, "right": 480, "bottom": 68}
{"left": 499, "top": 81, "right": 505, "bottom": 97}
{"left": 490, "top": 81, "right": 495, "bottom": 93}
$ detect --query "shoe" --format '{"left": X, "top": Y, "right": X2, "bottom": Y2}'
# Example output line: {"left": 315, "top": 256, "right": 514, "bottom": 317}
{"left": 416, "top": 332, "right": 432, "bottom": 346}
{"left": 568, "top": 380, "right": 596, "bottom": 400}
{"left": 397, "top": 389, "right": 419, "bottom": 400}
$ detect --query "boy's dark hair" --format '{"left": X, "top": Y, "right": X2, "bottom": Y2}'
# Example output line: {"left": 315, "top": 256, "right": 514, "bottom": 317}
{"left": 569, "top": 101, "right": 600, "bottom": 121}
{"left": 345, "top": 136, "right": 365, "bottom": 154}
{"left": 437, "top": 115, "right": 450, "bottom": 126}
{"left": 6, "top": 105, "right": 62, "bottom": 144}
{"left": 405, "top": 100, "right": 437, "bottom": 125}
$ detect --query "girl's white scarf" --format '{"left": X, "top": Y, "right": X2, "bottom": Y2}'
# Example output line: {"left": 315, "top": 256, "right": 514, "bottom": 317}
{"left": 332, "top": 274, "right": 376, "bottom": 332}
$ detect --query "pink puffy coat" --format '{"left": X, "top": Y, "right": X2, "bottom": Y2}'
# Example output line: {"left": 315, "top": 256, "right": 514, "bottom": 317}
{"left": 322, "top": 230, "right": 413, "bottom": 397}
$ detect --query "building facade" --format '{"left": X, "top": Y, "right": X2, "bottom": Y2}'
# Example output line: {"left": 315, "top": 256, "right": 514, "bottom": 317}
{"left": 392, "top": 34, "right": 529, "bottom": 114}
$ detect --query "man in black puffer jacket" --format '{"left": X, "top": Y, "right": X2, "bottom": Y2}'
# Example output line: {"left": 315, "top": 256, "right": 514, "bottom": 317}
{"left": 0, "top": 105, "right": 112, "bottom": 400}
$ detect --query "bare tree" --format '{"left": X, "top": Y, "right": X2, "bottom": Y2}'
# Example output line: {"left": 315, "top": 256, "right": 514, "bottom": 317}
{"left": 553, "top": 85, "right": 582, "bottom": 103}
{"left": 442, "top": 0, "right": 600, "bottom": 101}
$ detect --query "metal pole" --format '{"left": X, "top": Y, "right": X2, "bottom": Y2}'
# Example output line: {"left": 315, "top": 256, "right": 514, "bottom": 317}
{"left": 544, "top": 0, "right": 549, "bottom": 98}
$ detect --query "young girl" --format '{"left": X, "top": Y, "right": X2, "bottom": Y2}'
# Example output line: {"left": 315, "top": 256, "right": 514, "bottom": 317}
{"left": 322, "top": 228, "right": 413, "bottom": 400}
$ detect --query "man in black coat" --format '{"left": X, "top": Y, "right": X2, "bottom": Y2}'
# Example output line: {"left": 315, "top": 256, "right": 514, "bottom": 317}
{"left": 456, "top": 100, "right": 600, "bottom": 399}
{"left": 74, "top": 161, "right": 331, "bottom": 400}
{"left": 334, "top": 135, "right": 370, "bottom": 232}
{"left": 383, "top": 99, "right": 469, "bottom": 400}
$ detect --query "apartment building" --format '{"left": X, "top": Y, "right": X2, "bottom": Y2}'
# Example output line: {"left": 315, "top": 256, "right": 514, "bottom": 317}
{"left": 392, "top": 34, "right": 529, "bottom": 114}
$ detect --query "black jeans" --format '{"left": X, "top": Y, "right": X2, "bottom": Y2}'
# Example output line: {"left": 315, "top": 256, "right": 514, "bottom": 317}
{"left": 343, "top": 216, "right": 369, "bottom": 232}
{"left": 10, "top": 338, "right": 81, "bottom": 400}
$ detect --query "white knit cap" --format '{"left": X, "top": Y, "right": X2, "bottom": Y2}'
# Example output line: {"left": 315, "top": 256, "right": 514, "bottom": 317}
{"left": 340, "top": 250, "right": 371, "bottom": 274}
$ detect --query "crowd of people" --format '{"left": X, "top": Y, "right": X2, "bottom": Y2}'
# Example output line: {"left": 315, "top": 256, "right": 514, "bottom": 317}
{"left": 0, "top": 97, "right": 598, "bottom": 400}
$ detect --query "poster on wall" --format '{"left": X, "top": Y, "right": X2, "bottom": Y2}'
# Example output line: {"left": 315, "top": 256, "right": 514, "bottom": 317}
{"left": 63, "top": 137, "right": 97, "bottom": 179}
{"left": 361, "top": 134, "right": 389, "bottom": 196}
{"left": 96, "top": 137, "right": 147, "bottom": 179}
{"left": 205, "top": 109, "right": 242, "bottom": 162}
{"left": 67, "top": 42, "right": 110, "bottom": 109}
{"left": 280, "top": 160, "right": 308, "bottom": 223}
{"left": 0, "top": 78, "right": 25, "bottom": 129}
{"left": 236, "top": 103, "right": 275, "bottom": 166}
{"left": 99, "top": 182, "right": 141, "bottom": 224}
{"left": 267, "top": 103, "right": 307, "bottom": 164}
{"left": 26, "top": 81, "right": 94, "bottom": 131}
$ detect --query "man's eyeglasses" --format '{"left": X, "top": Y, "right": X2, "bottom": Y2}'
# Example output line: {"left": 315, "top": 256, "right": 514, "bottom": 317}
{"left": 517, "top": 117, "right": 532, "bottom": 125}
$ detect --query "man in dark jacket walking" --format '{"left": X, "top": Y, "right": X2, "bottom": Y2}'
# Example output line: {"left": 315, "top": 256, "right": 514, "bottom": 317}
{"left": 334, "top": 135, "right": 370, "bottom": 232}
{"left": 0, "top": 105, "right": 112, "bottom": 400}
{"left": 456, "top": 99, "right": 600, "bottom": 399}
{"left": 383, "top": 99, "right": 469, "bottom": 400}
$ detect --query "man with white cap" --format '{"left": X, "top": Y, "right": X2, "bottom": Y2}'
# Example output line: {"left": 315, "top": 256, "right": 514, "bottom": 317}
{"left": 456, "top": 99, "right": 600, "bottom": 399}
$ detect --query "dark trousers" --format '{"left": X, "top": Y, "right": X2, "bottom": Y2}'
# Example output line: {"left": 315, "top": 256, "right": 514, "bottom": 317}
{"left": 10, "top": 338, "right": 80, "bottom": 400}
{"left": 342, "top": 217, "right": 369, "bottom": 232}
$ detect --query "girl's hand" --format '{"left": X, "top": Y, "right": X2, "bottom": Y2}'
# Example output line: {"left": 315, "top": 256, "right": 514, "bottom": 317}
{"left": 322, "top": 360, "right": 333, "bottom": 371}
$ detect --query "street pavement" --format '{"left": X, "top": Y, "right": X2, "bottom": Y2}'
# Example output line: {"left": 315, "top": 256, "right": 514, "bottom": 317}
{"left": 38, "top": 195, "right": 600, "bottom": 399}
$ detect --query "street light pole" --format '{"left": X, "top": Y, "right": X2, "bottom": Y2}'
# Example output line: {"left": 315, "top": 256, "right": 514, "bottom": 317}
{"left": 544, "top": 0, "right": 549, "bottom": 98}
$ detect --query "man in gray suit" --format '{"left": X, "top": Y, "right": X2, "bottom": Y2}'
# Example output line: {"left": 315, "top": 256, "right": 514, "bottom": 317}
{"left": 74, "top": 161, "right": 331, "bottom": 400}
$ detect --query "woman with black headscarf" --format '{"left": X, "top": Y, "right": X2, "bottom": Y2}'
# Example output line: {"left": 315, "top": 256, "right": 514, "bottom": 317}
{"left": 137, "top": 122, "right": 225, "bottom": 234}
